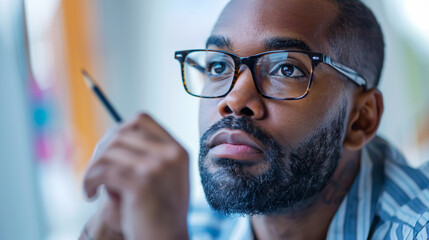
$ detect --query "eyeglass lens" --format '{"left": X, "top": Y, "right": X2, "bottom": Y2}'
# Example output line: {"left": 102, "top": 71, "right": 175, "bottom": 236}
{"left": 183, "top": 51, "right": 313, "bottom": 99}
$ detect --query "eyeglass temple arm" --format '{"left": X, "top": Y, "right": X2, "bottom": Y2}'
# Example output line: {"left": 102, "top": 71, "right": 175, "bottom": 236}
{"left": 323, "top": 56, "right": 367, "bottom": 88}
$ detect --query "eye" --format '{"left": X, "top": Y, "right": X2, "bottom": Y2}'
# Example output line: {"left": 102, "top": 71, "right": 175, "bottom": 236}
{"left": 208, "top": 61, "right": 230, "bottom": 75}
{"left": 271, "top": 64, "right": 304, "bottom": 78}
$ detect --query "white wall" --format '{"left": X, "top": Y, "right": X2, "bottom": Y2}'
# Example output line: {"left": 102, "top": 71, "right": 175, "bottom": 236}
{"left": 0, "top": 1, "right": 46, "bottom": 239}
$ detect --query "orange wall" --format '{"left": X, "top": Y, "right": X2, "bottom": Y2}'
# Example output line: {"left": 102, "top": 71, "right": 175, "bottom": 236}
{"left": 61, "top": 0, "right": 100, "bottom": 173}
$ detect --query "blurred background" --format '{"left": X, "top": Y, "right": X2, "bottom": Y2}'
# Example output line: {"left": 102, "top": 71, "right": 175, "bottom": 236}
{"left": 0, "top": 0, "right": 428, "bottom": 239}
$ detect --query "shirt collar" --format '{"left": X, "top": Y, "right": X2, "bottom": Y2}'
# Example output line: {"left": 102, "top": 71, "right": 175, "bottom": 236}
{"left": 326, "top": 145, "right": 385, "bottom": 240}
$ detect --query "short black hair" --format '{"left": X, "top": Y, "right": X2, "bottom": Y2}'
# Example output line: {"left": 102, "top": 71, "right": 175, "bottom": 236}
{"left": 327, "top": 0, "right": 385, "bottom": 88}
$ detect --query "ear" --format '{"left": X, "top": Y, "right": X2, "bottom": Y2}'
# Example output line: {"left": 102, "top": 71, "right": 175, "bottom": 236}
{"left": 343, "top": 88, "right": 384, "bottom": 151}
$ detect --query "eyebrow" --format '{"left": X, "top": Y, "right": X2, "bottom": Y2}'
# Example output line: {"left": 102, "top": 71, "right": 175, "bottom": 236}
{"left": 265, "top": 38, "right": 312, "bottom": 52}
{"left": 206, "top": 35, "right": 232, "bottom": 49}
{"left": 205, "top": 35, "right": 312, "bottom": 52}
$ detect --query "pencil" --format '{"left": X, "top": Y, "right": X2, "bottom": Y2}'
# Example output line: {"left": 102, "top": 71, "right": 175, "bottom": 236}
{"left": 81, "top": 69, "right": 122, "bottom": 123}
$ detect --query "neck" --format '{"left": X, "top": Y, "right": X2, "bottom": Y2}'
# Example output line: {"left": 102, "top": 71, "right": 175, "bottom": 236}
{"left": 251, "top": 149, "right": 360, "bottom": 240}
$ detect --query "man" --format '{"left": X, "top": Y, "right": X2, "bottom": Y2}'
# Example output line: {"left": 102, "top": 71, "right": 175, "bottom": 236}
{"left": 80, "top": 0, "right": 429, "bottom": 239}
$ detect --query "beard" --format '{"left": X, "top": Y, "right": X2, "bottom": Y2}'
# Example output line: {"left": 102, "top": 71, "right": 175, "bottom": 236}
{"left": 198, "top": 103, "right": 347, "bottom": 215}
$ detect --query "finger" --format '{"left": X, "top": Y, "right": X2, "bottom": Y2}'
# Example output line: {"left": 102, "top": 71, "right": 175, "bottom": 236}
{"left": 84, "top": 147, "right": 142, "bottom": 199}
{"left": 83, "top": 161, "right": 130, "bottom": 200}
{"left": 93, "top": 145, "right": 143, "bottom": 168}
{"left": 113, "top": 114, "right": 167, "bottom": 145}
{"left": 113, "top": 132, "right": 180, "bottom": 158}
{"left": 105, "top": 136, "right": 148, "bottom": 158}
{"left": 114, "top": 115, "right": 144, "bottom": 134}
{"left": 90, "top": 126, "right": 121, "bottom": 162}
{"left": 83, "top": 138, "right": 165, "bottom": 200}
{"left": 133, "top": 113, "right": 174, "bottom": 142}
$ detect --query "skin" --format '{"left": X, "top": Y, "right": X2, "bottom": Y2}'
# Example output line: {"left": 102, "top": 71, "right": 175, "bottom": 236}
{"left": 81, "top": 115, "right": 190, "bottom": 240}
{"left": 80, "top": 0, "right": 384, "bottom": 239}
{"left": 199, "top": 0, "right": 383, "bottom": 239}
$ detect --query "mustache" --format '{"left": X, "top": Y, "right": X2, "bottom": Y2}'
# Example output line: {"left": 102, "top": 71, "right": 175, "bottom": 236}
{"left": 200, "top": 116, "right": 281, "bottom": 153}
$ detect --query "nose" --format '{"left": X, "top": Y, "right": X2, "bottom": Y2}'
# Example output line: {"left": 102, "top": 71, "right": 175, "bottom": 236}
{"left": 217, "top": 66, "right": 266, "bottom": 119}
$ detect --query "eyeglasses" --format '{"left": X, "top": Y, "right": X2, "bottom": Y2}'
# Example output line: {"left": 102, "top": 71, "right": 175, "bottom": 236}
{"left": 174, "top": 49, "right": 367, "bottom": 100}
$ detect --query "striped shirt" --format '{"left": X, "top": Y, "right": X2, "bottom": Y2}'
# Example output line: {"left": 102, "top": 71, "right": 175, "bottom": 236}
{"left": 188, "top": 136, "right": 429, "bottom": 239}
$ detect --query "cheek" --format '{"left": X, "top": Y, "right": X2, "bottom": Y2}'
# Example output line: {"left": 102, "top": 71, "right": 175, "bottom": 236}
{"left": 266, "top": 109, "right": 315, "bottom": 147}
{"left": 199, "top": 99, "right": 222, "bottom": 136}
{"left": 265, "top": 100, "right": 332, "bottom": 147}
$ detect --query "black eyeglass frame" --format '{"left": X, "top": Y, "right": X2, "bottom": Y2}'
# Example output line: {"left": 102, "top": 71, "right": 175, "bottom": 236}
{"left": 174, "top": 49, "right": 367, "bottom": 100}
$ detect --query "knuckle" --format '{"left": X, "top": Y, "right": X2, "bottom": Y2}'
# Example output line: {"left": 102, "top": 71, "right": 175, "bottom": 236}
{"left": 117, "top": 122, "right": 137, "bottom": 135}
{"left": 117, "top": 165, "right": 132, "bottom": 179}
{"left": 137, "top": 112, "right": 148, "bottom": 118}
{"left": 108, "top": 138, "right": 123, "bottom": 149}
{"left": 130, "top": 118, "right": 141, "bottom": 129}
{"left": 135, "top": 163, "right": 150, "bottom": 179}
{"left": 91, "top": 157, "right": 109, "bottom": 171}
{"left": 92, "top": 153, "right": 108, "bottom": 165}
{"left": 117, "top": 125, "right": 129, "bottom": 134}
{"left": 167, "top": 145, "right": 189, "bottom": 161}
{"left": 137, "top": 112, "right": 151, "bottom": 121}
{"left": 148, "top": 161, "right": 166, "bottom": 175}
{"left": 133, "top": 163, "right": 159, "bottom": 187}
{"left": 151, "top": 162, "right": 165, "bottom": 175}
{"left": 179, "top": 147, "right": 189, "bottom": 159}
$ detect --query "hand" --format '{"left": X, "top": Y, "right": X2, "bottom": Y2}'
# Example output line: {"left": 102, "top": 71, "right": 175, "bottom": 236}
{"left": 82, "top": 114, "right": 190, "bottom": 240}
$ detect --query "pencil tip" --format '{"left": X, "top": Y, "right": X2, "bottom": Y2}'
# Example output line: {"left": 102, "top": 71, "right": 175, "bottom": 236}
{"left": 81, "top": 69, "right": 88, "bottom": 76}
{"left": 81, "top": 69, "right": 94, "bottom": 88}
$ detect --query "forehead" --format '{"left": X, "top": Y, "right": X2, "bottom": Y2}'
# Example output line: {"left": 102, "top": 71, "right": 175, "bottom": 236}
{"left": 211, "top": 0, "right": 338, "bottom": 55}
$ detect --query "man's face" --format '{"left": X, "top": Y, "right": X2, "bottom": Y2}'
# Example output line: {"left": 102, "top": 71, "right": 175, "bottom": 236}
{"left": 198, "top": 0, "right": 350, "bottom": 214}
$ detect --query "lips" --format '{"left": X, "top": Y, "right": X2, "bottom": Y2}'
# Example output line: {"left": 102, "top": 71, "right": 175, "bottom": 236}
{"left": 208, "top": 129, "right": 264, "bottom": 161}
